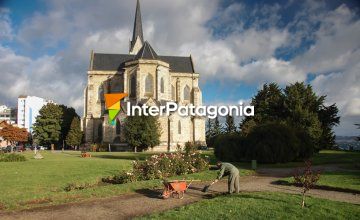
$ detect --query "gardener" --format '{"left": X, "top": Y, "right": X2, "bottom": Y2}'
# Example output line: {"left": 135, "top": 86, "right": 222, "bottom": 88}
{"left": 213, "top": 161, "right": 240, "bottom": 194}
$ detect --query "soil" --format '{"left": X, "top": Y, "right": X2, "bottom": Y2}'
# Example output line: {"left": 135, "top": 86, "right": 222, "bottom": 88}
{"left": 0, "top": 165, "right": 359, "bottom": 220}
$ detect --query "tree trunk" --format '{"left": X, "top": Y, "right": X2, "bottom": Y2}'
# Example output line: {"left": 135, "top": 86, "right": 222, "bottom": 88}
{"left": 301, "top": 191, "right": 306, "bottom": 208}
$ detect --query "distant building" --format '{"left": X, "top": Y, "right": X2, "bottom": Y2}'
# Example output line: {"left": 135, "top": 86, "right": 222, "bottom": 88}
{"left": 0, "top": 105, "right": 17, "bottom": 124}
{"left": 17, "top": 95, "right": 54, "bottom": 133}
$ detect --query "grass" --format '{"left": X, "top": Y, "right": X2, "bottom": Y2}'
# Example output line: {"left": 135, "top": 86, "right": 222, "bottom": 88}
{"left": 281, "top": 170, "right": 360, "bottom": 192}
{"left": 258, "top": 150, "right": 360, "bottom": 168}
{"left": 0, "top": 149, "right": 358, "bottom": 211}
{"left": 0, "top": 150, "right": 251, "bottom": 210}
{"left": 141, "top": 192, "right": 360, "bottom": 220}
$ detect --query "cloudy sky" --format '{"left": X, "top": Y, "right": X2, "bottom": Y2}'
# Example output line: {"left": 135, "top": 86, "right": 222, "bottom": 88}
{"left": 0, "top": 0, "right": 359, "bottom": 135}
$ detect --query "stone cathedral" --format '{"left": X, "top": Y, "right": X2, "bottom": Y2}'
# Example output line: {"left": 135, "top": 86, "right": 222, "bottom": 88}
{"left": 82, "top": 0, "right": 206, "bottom": 151}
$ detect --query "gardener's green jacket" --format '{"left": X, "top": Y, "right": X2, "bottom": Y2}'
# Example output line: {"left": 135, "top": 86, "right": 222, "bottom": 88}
{"left": 217, "top": 162, "right": 239, "bottom": 179}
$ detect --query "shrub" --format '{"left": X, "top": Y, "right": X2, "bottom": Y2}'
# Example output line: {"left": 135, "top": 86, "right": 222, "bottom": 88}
{"left": 102, "top": 152, "right": 209, "bottom": 184}
{"left": 245, "top": 122, "right": 300, "bottom": 163}
{"left": 0, "top": 153, "right": 27, "bottom": 162}
{"left": 184, "top": 142, "right": 197, "bottom": 154}
{"left": 214, "top": 134, "right": 247, "bottom": 162}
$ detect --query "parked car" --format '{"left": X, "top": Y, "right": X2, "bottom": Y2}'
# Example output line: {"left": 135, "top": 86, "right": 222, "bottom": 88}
{"left": 14, "top": 146, "right": 25, "bottom": 152}
{"left": 39, "top": 146, "right": 48, "bottom": 150}
{"left": 3, "top": 146, "right": 12, "bottom": 153}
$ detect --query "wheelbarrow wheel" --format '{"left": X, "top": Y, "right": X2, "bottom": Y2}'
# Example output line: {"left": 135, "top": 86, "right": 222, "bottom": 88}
{"left": 177, "top": 191, "right": 184, "bottom": 199}
{"left": 162, "top": 190, "right": 171, "bottom": 199}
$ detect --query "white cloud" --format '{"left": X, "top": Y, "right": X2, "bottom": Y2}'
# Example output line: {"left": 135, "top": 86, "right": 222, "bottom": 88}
{"left": 0, "top": 8, "right": 13, "bottom": 40}
{"left": 0, "top": 0, "right": 359, "bottom": 135}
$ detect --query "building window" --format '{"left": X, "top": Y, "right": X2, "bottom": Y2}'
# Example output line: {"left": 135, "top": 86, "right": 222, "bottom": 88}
{"left": 160, "top": 77, "right": 164, "bottom": 93}
{"left": 130, "top": 75, "right": 136, "bottom": 98}
{"left": 172, "top": 85, "right": 176, "bottom": 101}
{"left": 98, "top": 85, "right": 104, "bottom": 102}
{"left": 183, "top": 85, "right": 190, "bottom": 101}
{"left": 178, "top": 120, "right": 181, "bottom": 134}
{"left": 145, "top": 74, "right": 153, "bottom": 95}
{"left": 98, "top": 124, "right": 103, "bottom": 142}
{"left": 116, "top": 118, "right": 121, "bottom": 135}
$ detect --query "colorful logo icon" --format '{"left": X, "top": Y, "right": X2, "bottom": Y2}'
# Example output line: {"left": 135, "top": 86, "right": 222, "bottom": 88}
{"left": 104, "top": 93, "right": 128, "bottom": 125}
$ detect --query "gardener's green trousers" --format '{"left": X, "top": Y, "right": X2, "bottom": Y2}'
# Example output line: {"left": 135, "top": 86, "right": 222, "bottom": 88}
{"left": 228, "top": 171, "right": 240, "bottom": 193}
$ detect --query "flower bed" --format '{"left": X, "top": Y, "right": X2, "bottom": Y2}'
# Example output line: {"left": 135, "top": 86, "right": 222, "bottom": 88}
{"left": 102, "top": 152, "right": 209, "bottom": 184}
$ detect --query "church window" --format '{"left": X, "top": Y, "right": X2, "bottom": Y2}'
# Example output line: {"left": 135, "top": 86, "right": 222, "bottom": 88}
{"left": 130, "top": 75, "right": 136, "bottom": 97}
{"left": 116, "top": 118, "right": 121, "bottom": 135}
{"left": 98, "top": 85, "right": 104, "bottom": 102}
{"left": 184, "top": 85, "right": 190, "bottom": 101}
{"left": 178, "top": 120, "right": 181, "bottom": 134}
{"left": 172, "top": 85, "right": 176, "bottom": 101}
{"left": 98, "top": 124, "right": 103, "bottom": 142}
{"left": 145, "top": 74, "right": 153, "bottom": 95}
{"left": 160, "top": 77, "right": 164, "bottom": 93}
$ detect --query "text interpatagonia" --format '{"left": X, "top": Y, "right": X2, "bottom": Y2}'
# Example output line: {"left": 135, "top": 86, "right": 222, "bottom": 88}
{"left": 126, "top": 102, "right": 254, "bottom": 119}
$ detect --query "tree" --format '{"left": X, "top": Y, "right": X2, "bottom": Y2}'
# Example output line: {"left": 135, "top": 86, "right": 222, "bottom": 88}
{"left": 33, "top": 103, "right": 63, "bottom": 147}
{"left": 283, "top": 82, "right": 323, "bottom": 151}
{"left": 225, "top": 115, "right": 237, "bottom": 133}
{"left": 60, "top": 105, "right": 79, "bottom": 146}
{"left": 240, "top": 83, "right": 284, "bottom": 135}
{"left": 205, "top": 118, "right": 214, "bottom": 140}
{"left": 213, "top": 116, "right": 223, "bottom": 136}
{"left": 240, "top": 82, "right": 340, "bottom": 152}
{"left": 293, "top": 161, "right": 320, "bottom": 208}
{"left": 0, "top": 123, "right": 29, "bottom": 151}
{"left": 65, "top": 117, "right": 83, "bottom": 148}
{"left": 124, "top": 114, "right": 160, "bottom": 152}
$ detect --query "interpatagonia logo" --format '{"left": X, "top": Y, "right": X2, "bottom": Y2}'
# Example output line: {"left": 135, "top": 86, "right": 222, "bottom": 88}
{"left": 104, "top": 93, "right": 128, "bottom": 125}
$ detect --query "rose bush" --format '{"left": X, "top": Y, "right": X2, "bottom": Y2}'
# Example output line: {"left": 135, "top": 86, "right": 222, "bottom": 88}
{"left": 102, "top": 152, "right": 209, "bottom": 184}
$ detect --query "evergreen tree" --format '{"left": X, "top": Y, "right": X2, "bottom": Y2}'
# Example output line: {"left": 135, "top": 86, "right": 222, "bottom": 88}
{"left": 240, "top": 82, "right": 340, "bottom": 151}
{"left": 225, "top": 115, "right": 236, "bottom": 133}
{"left": 206, "top": 118, "right": 214, "bottom": 139}
{"left": 318, "top": 104, "right": 340, "bottom": 148}
{"left": 124, "top": 114, "right": 160, "bottom": 152}
{"left": 33, "top": 103, "right": 63, "bottom": 146}
{"left": 65, "top": 117, "right": 83, "bottom": 148}
{"left": 213, "top": 116, "right": 223, "bottom": 136}
{"left": 60, "top": 105, "right": 78, "bottom": 145}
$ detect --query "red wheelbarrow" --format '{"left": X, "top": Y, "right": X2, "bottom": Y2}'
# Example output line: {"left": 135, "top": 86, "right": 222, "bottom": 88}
{"left": 161, "top": 180, "right": 200, "bottom": 199}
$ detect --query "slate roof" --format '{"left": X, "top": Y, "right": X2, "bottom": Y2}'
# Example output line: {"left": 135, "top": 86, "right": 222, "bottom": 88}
{"left": 92, "top": 52, "right": 195, "bottom": 73}
{"left": 134, "top": 41, "right": 158, "bottom": 60}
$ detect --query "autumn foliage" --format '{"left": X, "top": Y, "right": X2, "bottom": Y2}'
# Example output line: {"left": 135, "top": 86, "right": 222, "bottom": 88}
{"left": 0, "top": 123, "right": 29, "bottom": 145}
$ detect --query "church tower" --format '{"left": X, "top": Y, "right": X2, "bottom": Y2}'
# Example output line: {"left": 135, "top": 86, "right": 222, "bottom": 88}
{"left": 129, "top": 0, "right": 144, "bottom": 54}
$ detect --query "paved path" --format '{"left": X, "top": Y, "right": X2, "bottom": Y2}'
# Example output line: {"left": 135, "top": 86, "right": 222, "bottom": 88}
{"left": 0, "top": 166, "right": 359, "bottom": 220}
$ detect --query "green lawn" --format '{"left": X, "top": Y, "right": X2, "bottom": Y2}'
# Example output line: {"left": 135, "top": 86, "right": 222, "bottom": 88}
{"left": 281, "top": 170, "right": 360, "bottom": 192}
{"left": 258, "top": 150, "right": 360, "bottom": 168}
{"left": 142, "top": 192, "right": 360, "bottom": 220}
{"left": 0, "top": 150, "right": 251, "bottom": 210}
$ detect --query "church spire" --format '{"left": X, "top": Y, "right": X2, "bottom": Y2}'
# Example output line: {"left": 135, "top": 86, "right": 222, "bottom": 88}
{"left": 129, "top": 0, "right": 144, "bottom": 54}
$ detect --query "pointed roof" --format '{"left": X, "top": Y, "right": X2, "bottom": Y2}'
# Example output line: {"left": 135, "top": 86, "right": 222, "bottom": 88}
{"left": 130, "top": 0, "right": 144, "bottom": 49}
{"left": 134, "top": 41, "right": 158, "bottom": 60}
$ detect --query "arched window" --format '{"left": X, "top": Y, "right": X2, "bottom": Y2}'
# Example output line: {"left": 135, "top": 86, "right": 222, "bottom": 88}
{"left": 172, "top": 85, "right": 176, "bottom": 101}
{"left": 98, "top": 85, "right": 104, "bottom": 102}
{"left": 183, "top": 85, "right": 190, "bottom": 101}
{"left": 178, "top": 120, "right": 181, "bottom": 134}
{"left": 130, "top": 75, "right": 136, "bottom": 98}
{"left": 160, "top": 77, "right": 164, "bottom": 93}
{"left": 98, "top": 124, "right": 103, "bottom": 142}
{"left": 116, "top": 118, "right": 121, "bottom": 135}
{"left": 111, "top": 80, "right": 122, "bottom": 93}
{"left": 145, "top": 74, "right": 153, "bottom": 94}
{"left": 98, "top": 85, "right": 105, "bottom": 115}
